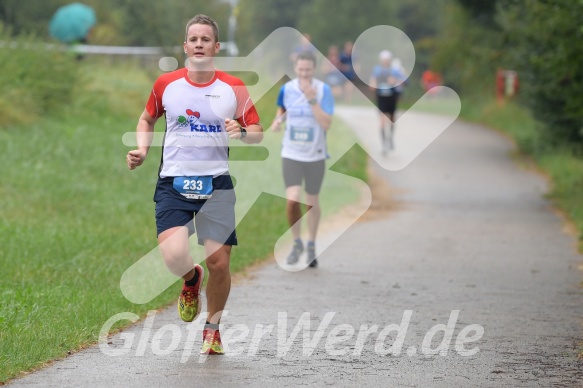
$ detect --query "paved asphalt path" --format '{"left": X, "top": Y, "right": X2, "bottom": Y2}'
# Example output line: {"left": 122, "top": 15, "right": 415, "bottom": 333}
{"left": 10, "top": 106, "right": 583, "bottom": 387}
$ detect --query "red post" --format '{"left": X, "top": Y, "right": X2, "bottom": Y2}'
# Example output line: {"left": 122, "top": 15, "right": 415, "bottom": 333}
{"left": 496, "top": 69, "right": 505, "bottom": 104}
{"left": 496, "top": 69, "right": 519, "bottom": 104}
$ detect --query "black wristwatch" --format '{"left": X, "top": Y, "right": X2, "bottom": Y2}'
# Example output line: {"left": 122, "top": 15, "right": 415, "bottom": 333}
{"left": 308, "top": 98, "right": 317, "bottom": 105}
{"left": 240, "top": 127, "right": 247, "bottom": 139}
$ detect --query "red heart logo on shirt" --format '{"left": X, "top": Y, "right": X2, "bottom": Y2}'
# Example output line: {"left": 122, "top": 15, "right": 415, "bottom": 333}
{"left": 186, "top": 109, "right": 200, "bottom": 118}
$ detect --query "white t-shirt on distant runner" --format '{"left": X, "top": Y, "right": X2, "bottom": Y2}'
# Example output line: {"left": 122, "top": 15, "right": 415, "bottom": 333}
{"left": 277, "top": 78, "right": 334, "bottom": 162}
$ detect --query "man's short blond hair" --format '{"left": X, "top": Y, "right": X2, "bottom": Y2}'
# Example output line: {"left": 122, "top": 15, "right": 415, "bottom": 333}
{"left": 185, "top": 14, "right": 219, "bottom": 42}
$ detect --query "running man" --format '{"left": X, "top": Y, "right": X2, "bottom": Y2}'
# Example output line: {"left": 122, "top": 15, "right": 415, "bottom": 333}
{"left": 369, "top": 50, "right": 405, "bottom": 154}
{"left": 272, "top": 51, "right": 334, "bottom": 268}
{"left": 126, "top": 14, "right": 263, "bottom": 355}
{"left": 339, "top": 40, "right": 359, "bottom": 102}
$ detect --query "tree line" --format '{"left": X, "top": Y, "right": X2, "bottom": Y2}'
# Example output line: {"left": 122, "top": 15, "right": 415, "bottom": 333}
{"left": 1, "top": 0, "right": 581, "bottom": 148}
{"left": 434, "top": 0, "right": 583, "bottom": 150}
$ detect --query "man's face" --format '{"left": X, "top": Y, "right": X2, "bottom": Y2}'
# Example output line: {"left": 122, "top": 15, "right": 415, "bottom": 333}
{"left": 184, "top": 24, "right": 220, "bottom": 66}
{"left": 380, "top": 57, "right": 392, "bottom": 67}
{"left": 294, "top": 59, "right": 315, "bottom": 81}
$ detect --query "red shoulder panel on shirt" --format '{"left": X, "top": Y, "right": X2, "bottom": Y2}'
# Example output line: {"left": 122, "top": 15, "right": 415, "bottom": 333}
{"left": 145, "top": 69, "right": 187, "bottom": 118}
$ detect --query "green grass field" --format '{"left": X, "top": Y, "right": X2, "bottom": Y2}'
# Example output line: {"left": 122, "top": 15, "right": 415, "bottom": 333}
{"left": 0, "top": 58, "right": 368, "bottom": 382}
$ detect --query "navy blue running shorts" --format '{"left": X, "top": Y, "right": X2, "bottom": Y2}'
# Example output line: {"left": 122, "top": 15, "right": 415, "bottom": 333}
{"left": 153, "top": 174, "right": 237, "bottom": 246}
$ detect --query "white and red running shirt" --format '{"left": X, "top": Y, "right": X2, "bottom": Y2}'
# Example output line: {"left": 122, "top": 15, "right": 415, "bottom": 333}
{"left": 146, "top": 68, "right": 260, "bottom": 178}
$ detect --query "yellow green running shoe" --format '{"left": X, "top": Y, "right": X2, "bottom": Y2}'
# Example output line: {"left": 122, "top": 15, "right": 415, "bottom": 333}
{"left": 200, "top": 329, "right": 224, "bottom": 355}
{"left": 177, "top": 264, "right": 204, "bottom": 322}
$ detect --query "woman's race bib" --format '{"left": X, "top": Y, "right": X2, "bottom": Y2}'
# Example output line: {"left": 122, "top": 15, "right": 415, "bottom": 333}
{"left": 290, "top": 126, "right": 314, "bottom": 143}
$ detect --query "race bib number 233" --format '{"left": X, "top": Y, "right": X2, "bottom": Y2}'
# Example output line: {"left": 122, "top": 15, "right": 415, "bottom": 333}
{"left": 172, "top": 176, "right": 213, "bottom": 199}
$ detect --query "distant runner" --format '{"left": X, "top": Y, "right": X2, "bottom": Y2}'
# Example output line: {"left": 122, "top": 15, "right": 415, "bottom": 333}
{"left": 272, "top": 51, "right": 334, "bottom": 268}
{"left": 369, "top": 50, "right": 405, "bottom": 154}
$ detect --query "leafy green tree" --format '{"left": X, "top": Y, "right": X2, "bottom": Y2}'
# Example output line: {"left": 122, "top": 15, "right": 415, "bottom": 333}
{"left": 456, "top": 0, "right": 498, "bottom": 27}
{"left": 498, "top": 0, "right": 583, "bottom": 147}
{"left": 0, "top": 0, "right": 69, "bottom": 36}
{"left": 236, "top": 0, "right": 311, "bottom": 54}
{"left": 116, "top": 0, "right": 230, "bottom": 47}
{"left": 0, "top": 0, "right": 231, "bottom": 46}
{"left": 296, "top": 0, "right": 396, "bottom": 51}
{"left": 393, "top": 0, "right": 448, "bottom": 73}
{"left": 395, "top": 0, "right": 447, "bottom": 43}
{"left": 431, "top": 1, "right": 504, "bottom": 92}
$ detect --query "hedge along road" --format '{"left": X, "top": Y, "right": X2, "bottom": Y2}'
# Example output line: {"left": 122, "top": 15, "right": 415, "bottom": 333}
{"left": 9, "top": 106, "right": 583, "bottom": 387}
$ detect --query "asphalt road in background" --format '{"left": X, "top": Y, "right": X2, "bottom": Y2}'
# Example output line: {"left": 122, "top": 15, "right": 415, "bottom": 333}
{"left": 10, "top": 107, "right": 583, "bottom": 387}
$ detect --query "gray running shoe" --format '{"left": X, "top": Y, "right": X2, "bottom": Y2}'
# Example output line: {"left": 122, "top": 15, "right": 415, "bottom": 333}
{"left": 287, "top": 240, "right": 304, "bottom": 264}
{"left": 307, "top": 243, "right": 317, "bottom": 268}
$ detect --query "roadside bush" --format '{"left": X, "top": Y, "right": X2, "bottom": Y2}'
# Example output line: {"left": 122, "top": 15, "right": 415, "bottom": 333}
{"left": 0, "top": 25, "right": 81, "bottom": 127}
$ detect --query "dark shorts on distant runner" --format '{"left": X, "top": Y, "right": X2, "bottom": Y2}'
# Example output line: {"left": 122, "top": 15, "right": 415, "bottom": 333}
{"left": 153, "top": 174, "right": 237, "bottom": 245}
{"left": 282, "top": 158, "right": 326, "bottom": 195}
{"left": 377, "top": 92, "right": 399, "bottom": 115}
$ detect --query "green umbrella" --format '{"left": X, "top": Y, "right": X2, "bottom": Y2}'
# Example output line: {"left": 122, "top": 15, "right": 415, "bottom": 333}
{"left": 49, "top": 3, "right": 96, "bottom": 43}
